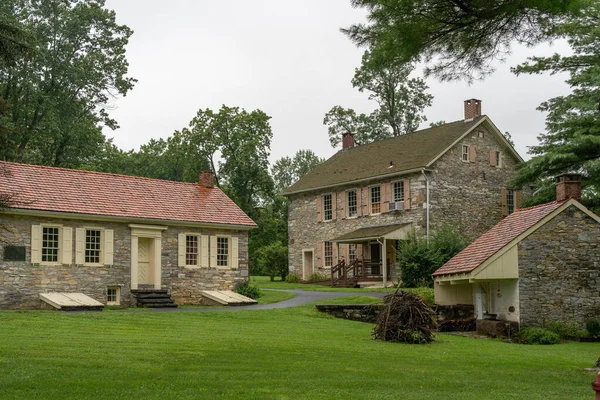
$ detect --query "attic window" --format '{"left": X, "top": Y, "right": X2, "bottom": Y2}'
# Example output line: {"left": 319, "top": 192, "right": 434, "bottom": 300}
{"left": 462, "top": 145, "right": 469, "bottom": 162}
{"left": 478, "top": 130, "right": 484, "bottom": 138}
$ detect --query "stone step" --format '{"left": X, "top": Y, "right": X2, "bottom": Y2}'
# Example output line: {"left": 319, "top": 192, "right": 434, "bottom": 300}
{"left": 139, "top": 302, "right": 178, "bottom": 308}
{"left": 133, "top": 292, "right": 173, "bottom": 299}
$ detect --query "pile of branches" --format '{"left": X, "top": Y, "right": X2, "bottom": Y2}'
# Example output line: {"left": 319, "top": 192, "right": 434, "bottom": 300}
{"left": 373, "top": 291, "right": 437, "bottom": 344}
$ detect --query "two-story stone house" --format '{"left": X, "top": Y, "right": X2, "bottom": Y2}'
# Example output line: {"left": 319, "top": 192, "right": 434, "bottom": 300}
{"left": 283, "top": 99, "right": 524, "bottom": 285}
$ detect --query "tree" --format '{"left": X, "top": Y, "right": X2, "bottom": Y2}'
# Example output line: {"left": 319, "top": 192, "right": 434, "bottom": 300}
{"left": 343, "top": 0, "right": 589, "bottom": 81}
{"left": 324, "top": 52, "right": 432, "bottom": 147}
{"left": 257, "top": 241, "right": 289, "bottom": 281}
{"left": 272, "top": 149, "right": 324, "bottom": 193}
{"left": 512, "top": 3, "right": 600, "bottom": 207}
{"left": 0, "top": 0, "right": 135, "bottom": 166}
{"left": 0, "top": 18, "right": 33, "bottom": 65}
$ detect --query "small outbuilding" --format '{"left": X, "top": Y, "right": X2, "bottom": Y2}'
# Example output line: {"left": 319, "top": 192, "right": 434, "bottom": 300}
{"left": 433, "top": 174, "right": 600, "bottom": 333}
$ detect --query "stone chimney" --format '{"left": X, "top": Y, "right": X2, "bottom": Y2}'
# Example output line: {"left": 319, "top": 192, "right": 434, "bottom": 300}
{"left": 555, "top": 173, "right": 582, "bottom": 202}
{"left": 464, "top": 99, "right": 482, "bottom": 120}
{"left": 199, "top": 170, "right": 214, "bottom": 188}
{"left": 342, "top": 132, "right": 356, "bottom": 150}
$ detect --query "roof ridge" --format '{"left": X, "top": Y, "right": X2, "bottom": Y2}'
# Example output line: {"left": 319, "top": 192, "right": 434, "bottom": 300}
{"left": 0, "top": 160, "right": 205, "bottom": 187}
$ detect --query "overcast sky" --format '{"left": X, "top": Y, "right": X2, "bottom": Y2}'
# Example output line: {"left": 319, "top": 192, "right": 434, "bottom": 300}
{"left": 104, "top": 0, "right": 572, "bottom": 164}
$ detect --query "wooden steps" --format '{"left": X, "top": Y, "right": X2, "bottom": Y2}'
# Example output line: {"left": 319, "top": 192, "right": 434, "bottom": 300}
{"left": 131, "top": 289, "right": 177, "bottom": 308}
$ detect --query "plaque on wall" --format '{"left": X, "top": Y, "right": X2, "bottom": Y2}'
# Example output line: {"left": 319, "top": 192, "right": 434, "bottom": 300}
{"left": 3, "top": 246, "right": 26, "bottom": 261}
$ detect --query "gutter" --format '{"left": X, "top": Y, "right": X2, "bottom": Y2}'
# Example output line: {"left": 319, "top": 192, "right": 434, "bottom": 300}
{"left": 421, "top": 168, "right": 430, "bottom": 243}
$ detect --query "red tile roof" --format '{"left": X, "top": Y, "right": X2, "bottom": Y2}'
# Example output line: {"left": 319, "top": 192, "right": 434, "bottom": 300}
{"left": 433, "top": 201, "right": 566, "bottom": 277}
{"left": 0, "top": 161, "right": 256, "bottom": 227}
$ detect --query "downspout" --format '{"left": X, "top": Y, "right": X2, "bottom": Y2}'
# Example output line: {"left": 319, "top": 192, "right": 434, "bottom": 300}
{"left": 421, "top": 169, "right": 430, "bottom": 244}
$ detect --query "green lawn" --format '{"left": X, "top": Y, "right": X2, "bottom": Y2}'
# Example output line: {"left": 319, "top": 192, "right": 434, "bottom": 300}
{"left": 0, "top": 300, "right": 595, "bottom": 399}
{"left": 251, "top": 275, "right": 397, "bottom": 292}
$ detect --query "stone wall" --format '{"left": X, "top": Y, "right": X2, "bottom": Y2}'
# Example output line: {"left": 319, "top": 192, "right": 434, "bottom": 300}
{"left": 0, "top": 213, "right": 249, "bottom": 309}
{"left": 287, "top": 121, "right": 522, "bottom": 276}
{"left": 518, "top": 205, "right": 600, "bottom": 327}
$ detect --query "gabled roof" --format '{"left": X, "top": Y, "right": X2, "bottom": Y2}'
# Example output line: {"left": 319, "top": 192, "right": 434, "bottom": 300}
{"left": 0, "top": 161, "right": 256, "bottom": 228}
{"left": 432, "top": 200, "right": 594, "bottom": 277}
{"left": 284, "top": 115, "right": 521, "bottom": 195}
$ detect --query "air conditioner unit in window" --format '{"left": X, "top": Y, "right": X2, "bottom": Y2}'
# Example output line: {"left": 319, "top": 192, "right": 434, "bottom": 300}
{"left": 388, "top": 201, "right": 404, "bottom": 211}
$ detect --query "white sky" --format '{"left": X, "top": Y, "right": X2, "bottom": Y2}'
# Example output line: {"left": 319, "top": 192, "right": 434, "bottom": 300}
{"left": 104, "top": 0, "right": 572, "bottom": 163}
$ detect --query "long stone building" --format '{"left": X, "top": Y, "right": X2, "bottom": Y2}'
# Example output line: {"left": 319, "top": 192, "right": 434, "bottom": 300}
{"left": 283, "top": 99, "right": 525, "bottom": 285}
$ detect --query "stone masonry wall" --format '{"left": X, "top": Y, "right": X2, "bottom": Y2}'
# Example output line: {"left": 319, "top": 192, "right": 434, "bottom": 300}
{"left": 0, "top": 213, "right": 249, "bottom": 309}
{"left": 287, "top": 121, "right": 523, "bottom": 276}
{"left": 518, "top": 205, "right": 600, "bottom": 327}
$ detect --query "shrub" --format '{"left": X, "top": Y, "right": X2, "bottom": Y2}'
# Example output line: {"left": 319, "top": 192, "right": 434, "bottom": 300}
{"left": 308, "top": 273, "right": 328, "bottom": 282}
{"left": 544, "top": 320, "right": 588, "bottom": 339}
{"left": 409, "top": 287, "right": 435, "bottom": 306}
{"left": 256, "top": 242, "right": 289, "bottom": 281}
{"left": 515, "top": 327, "right": 560, "bottom": 345}
{"left": 586, "top": 319, "right": 600, "bottom": 338}
{"left": 372, "top": 291, "right": 437, "bottom": 344}
{"left": 234, "top": 281, "right": 262, "bottom": 299}
{"left": 285, "top": 274, "right": 299, "bottom": 283}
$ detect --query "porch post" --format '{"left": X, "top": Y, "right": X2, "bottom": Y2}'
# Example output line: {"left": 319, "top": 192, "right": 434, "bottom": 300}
{"left": 131, "top": 235, "right": 139, "bottom": 290}
{"left": 336, "top": 242, "right": 340, "bottom": 264}
{"left": 382, "top": 238, "right": 387, "bottom": 288}
{"left": 154, "top": 237, "right": 162, "bottom": 289}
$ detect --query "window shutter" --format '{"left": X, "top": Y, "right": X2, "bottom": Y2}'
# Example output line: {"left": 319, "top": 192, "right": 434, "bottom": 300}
{"left": 341, "top": 244, "right": 348, "bottom": 264}
{"left": 363, "top": 187, "right": 370, "bottom": 215}
{"left": 403, "top": 179, "right": 411, "bottom": 210}
{"left": 62, "top": 227, "right": 72, "bottom": 265}
{"left": 177, "top": 233, "right": 186, "bottom": 267}
{"left": 75, "top": 228, "right": 85, "bottom": 264}
{"left": 316, "top": 241, "right": 323, "bottom": 268}
{"left": 31, "top": 225, "right": 41, "bottom": 264}
{"left": 332, "top": 243, "right": 338, "bottom": 266}
{"left": 356, "top": 244, "right": 363, "bottom": 260}
{"left": 469, "top": 145, "right": 476, "bottom": 163}
{"left": 501, "top": 188, "right": 508, "bottom": 216}
{"left": 200, "top": 235, "right": 209, "bottom": 267}
{"left": 340, "top": 191, "right": 346, "bottom": 219}
{"left": 210, "top": 235, "right": 217, "bottom": 268}
{"left": 489, "top": 151, "right": 497, "bottom": 167}
{"left": 356, "top": 189, "right": 362, "bottom": 217}
{"left": 231, "top": 237, "right": 239, "bottom": 269}
{"left": 104, "top": 229, "right": 114, "bottom": 266}
{"left": 382, "top": 183, "right": 392, "bottom": 212}
{"left": 331, "top": 192, "right": 337, "bottom": 220}
{"left": 316, "top": 195, "right": 322, "bottom": 222}
{"left": 515, "top": 190, "right": 522, "bottom": 210}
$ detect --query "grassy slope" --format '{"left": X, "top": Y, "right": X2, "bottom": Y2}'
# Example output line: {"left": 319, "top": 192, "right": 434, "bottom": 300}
{"left": 0, "top": 302, "right": 595, "bottom": 400}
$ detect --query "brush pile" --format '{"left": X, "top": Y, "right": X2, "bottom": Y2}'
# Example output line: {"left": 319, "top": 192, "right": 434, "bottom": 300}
{"left": 372, "top": 291, "right": 437, "bottom": 344}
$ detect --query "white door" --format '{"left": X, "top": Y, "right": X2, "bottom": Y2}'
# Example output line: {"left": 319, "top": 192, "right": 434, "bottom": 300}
{"left": 302, "top": 250, "right": 314, "bottom": 280}
{"left": 138, "top": 238, "right": 151, "bottom": 284}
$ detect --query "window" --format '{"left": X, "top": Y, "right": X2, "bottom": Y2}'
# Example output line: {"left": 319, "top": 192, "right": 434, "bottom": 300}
{"left": 495, "top": 151, "right": 501, "bottom": 167}
{"left": 348, "top": 244, "right": 357, "bottom": 263}
{"left": 347, "top": 190, "right": 357, "bottom": 218}
{"left": 462, "top": 145, "right": 469, "bottom": 162}
{"left": 85, "top": 229, "right": 102, "bottom": 264}
{"left": 506, "top": 189, "right": 515, "bottom": 215}
{"left": 478, "top": 130, "right": 485, "bottom": 138}
{"left": 42, "top": 227, "right": 59, "bottom": 263}
{"left": 107, "top": 287, "right": 120, "bottom": 305}
{"left": 322, "top": 194, "right": 333, "bottom": 221}
{"left": 217, "top": 237, "right": 229, "bottom": 267}
{"left": 393, "top": 181, "right": 404, "bottom": 202}
{"left": 186, "top": 235, "right": 198, "bottom": 266}
{"left": 370, "top": 186, "right": 381, "bottom": 214}
{"left": 324, "top": 241, "right": 333, "bottom": 267}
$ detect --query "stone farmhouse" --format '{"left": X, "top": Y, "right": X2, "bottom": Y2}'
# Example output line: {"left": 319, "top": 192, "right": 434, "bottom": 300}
{"left": 433, "top": 174, "right": 600, "bottom": 334}
{"left": 0, "top": 161, "right": 255, "bottom": 309}
{"left": 284, "top": 99, "right": 525, "bottom": 285}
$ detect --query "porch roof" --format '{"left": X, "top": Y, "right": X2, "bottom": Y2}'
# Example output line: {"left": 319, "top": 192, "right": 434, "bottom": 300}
{"left": 331, "top": 223, "right": 412, "bottom": 243}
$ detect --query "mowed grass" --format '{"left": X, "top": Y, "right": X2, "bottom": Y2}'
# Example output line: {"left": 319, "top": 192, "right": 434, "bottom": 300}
{"left": 251, "top": 275, "right": 397, "bottom": 292}
{"left": 0, "top": 301, "right": 596, "bottom": 400}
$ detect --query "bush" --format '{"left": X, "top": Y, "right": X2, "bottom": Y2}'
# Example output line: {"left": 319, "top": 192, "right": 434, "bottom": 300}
{"left": 308, "top": 273, "right": 328, "bottom": 282}
{"left": 285, "top": 274, "right": 299, "bottom": 283}
{"left": 372, "top": 291, "right": 437, "bottom": 344}
{"left": 408, "top": 287, "right": 435, "bottom": 306}
{"left": 234, "top": 281, "right": 262, "bottom": 299}
{"left": 256, "top": 242, "right": 289, "bottom": 281}
{"left": 586, "top": 319, "right": 600, "bottom": 338}
{"left": 515, "top": 327, "right": 560, "bottom": 345}
{"left": 544, "top": 320, "right": 588, "bottom": 339}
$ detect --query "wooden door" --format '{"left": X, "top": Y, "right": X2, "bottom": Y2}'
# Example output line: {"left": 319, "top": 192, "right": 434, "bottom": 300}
{"left": 138, "top": 238, "right": 151, "bottom": 284}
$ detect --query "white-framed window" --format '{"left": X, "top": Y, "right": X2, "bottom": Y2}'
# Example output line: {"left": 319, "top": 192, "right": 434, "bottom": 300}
{"left": 462, "top": 145, "right": 469, "bottom": 162}
{"left": 217, "top": 237, "right": 229, "bottom": 267}
{"left": 347, "top": 190, "right": 357, "bottom": 218}
{"left": 42, "top": 226, "right": 60, "bottom": 263}
{"left": 393, "top": 181, "right": 404, "bottom": 202}
{"left": 478, "top": 130, "right": 485, "bottom": 138}
{"left": 322, "top": 194, "right": 333, "bottom": 221}
{"left": 107, "top": 287, "right": 120, "bottom": 305}
{"left": 348, "top": 244, "right": 357, "bottom": 263}
{"left": 186, "top": 235, "right": 199, "bottom": 266}
{"left": 370, "top": 186, "right": 381, "bottom": 214}
{"left": 85, "top": 229, "right": 102, "bottom": 264}
{"left": 324, "top": 241, "right": 333, "bottom": 267}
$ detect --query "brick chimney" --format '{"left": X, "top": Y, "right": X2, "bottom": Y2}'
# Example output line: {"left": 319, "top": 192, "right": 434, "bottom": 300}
{"left": 464, "top": 99, "right": 482, "bottom": 120}
{"left": 199, "top": 170, "right": 214, "bottom": 188}
{"left": 555, "top": 173, "right": 582, "bottom": 201}
{"left": 342, "top": 132, "right": 356, "bottom": 150}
